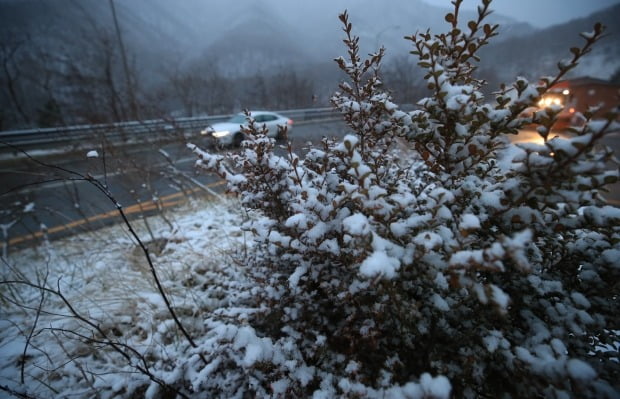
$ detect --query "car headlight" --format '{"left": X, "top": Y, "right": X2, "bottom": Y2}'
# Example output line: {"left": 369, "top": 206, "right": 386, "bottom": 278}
{"left": 200, "top": 127, "right": 214, "bottom": 136}
{"left": 212, "top": 130, "right": 231, "bottom": 138}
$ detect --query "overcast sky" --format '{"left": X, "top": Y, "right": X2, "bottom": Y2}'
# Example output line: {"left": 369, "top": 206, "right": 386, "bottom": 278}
{"left": 421, "top": 0, "right": 620, "bottom": 27}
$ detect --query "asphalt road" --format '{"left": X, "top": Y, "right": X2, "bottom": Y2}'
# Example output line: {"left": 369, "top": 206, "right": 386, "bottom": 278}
{"left": 0, "top": 120, "right": 348, "bottom": 248}
{"left": 1, "top": 121, "right": 618, "bottom": 250}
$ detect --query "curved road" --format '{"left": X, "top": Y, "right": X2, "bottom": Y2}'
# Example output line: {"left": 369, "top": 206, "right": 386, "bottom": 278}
{"left": 1, "top": 121, "right": 618, "bottom": 250}
{"left": 0, "top": 120, "right": 348, "bottom": 248}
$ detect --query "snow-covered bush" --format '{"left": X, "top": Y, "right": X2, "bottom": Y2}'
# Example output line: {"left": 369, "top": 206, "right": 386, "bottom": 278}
{"left": 191, "top": 1, "right": 619, "bottom": 397}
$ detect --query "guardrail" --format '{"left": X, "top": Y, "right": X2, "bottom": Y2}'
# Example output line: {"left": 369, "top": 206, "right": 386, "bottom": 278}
{"left": 0, "top": 107, "right": 340, "bottom": 156}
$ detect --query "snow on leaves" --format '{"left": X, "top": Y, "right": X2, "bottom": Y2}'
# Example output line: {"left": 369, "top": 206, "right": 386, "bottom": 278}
{"left": 186, "top": 2, "right": 619, "bottom": 398}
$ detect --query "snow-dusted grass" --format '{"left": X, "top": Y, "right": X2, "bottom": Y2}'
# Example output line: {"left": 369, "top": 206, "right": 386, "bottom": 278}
{"left": 0, "top": 198, "right": 252, "bottom": 398}
{"left": 0, "top": 196, "right": 459, "bottom": 398}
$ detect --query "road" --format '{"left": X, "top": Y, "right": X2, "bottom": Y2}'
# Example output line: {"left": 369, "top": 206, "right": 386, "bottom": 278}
{"left": 1, "top": 121, "right": 618, "bottom": 249}
{"left": 0, "top": 120, "right": 348, "bottom": 247}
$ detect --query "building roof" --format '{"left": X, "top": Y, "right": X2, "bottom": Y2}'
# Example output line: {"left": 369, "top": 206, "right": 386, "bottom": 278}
{"left": 555, "top": 76, "right": 620, "bottom": 88}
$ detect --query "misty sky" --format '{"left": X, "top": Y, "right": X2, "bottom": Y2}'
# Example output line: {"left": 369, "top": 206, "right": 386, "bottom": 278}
{"left": 422, "top": 0, "right": 620, "bottom": 27}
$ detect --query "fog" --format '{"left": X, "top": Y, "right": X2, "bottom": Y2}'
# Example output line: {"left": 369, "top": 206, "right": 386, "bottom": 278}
{"left": 0, "top": 0, "right": 618, "bottom": 130}
{"left": 422, "top": 0, "right": 620, "bottom": 27}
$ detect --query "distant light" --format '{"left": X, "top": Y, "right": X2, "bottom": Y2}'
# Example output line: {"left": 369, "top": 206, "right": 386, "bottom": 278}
{"left": 538, "top": 95, "right": 564, "bottom": 108}
{"left": 569, "top": 107, "right": 575, "bottom": 113}
{"left": 562, "top": 89, "right": 570, "bottom": 95}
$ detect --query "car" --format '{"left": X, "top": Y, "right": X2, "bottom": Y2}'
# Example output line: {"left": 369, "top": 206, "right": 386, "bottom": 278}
{"left": 201, "top": 111, "right": 293, "bottom": 147}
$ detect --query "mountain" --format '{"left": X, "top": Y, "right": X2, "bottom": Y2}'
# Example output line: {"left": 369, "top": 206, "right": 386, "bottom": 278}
{"left": 479, "top": 4, "right": 620, "bottom": 85}
{"left": 200, "top": 2, "right": 311, "bottom": 77}
{"left": 0, "top": 0, "right": 537, "bottom": 74}
{"left": 1, "top": 0, "right": 618, "bottom": 129}
{"left": 179, "top": 0, "right": 537, "bottom": 78}
{"left": 232, "top": 0, "right": 535, "bottom": 62}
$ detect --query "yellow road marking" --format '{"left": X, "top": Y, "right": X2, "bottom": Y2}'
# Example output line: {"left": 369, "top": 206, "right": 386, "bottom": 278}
{"left": 8, "top": 180, "right": 226, "bottom": 246}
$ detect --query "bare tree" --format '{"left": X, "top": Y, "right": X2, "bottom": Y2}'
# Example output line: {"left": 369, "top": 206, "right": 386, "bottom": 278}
{"left": 0, "top": 32, "right": 32, "bottom": 127}
{"left": 269, "top": 69, "right": 315, "bottom": 109}
{"left": 382, "top": 54, "right": 425, "bottom": 105}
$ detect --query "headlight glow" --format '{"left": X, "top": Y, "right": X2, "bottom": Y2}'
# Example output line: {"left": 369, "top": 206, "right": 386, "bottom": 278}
{"left": 201, "top": 127, "right": 214, "bottom": 135}
{"left": 212, "top": 130, "right": 231, "bottom": 138}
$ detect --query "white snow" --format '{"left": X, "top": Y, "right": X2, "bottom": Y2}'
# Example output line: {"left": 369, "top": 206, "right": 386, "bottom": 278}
{"left": 482, "top": 331, "right": 501, "bottom": 353}
{"left": 342, "top": 213, "right": 370, "bottom": 236}
{"left": 285, "top": 213, "right": 309, "bottom": 230}
{"left": 359, "top": 251, "right": 400, "bottom": 279}
{"left": 420, "top": 373, "right": 451, "bottom": 398}
{"left": 413, "top": 231, "right": 443, "bottom": 251}
{"left": 0, "top": 198, "right": 250, "bottom": 398}
{"left": 431, "top": 293, "right": 450, "bottom": 311}
{"left": 490, "top": 284, "right": 510, "bottom": 312}
{"left": 0, "top": 196, "right": 466, "bottom": 397}
{"left": 289, "top": 264, "right": 308, "bottom": 289}
{"left": 566, "top": 358, "right": 597, "bottom": 380}
{"left": 570, "top": 292, "right": 591, "bottom": 309}
{"left": 86, "top": 150, "right": 99, "bottom": 158}
{"left": 459, "top": 213, "right": 481, "bottom": 230}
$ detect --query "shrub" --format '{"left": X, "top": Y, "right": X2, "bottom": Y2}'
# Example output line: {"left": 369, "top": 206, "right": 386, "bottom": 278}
{"left": 191, "top": 1, "right": 619, "bottom": 397}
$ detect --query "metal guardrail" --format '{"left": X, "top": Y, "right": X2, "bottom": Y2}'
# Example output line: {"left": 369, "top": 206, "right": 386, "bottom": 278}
{"left": 0, "top": 107, "right": 339, "bottom": 154}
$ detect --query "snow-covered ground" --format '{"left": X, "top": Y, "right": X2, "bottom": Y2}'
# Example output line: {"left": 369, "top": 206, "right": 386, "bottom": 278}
{"left": 2, "top": 130, "right": 618, "bottom": 397}
{"left": 0, "top": 196, "right": 458, "bottom": 398}
{"left": 0, "top": 198, "right": 254, "bottom": 398}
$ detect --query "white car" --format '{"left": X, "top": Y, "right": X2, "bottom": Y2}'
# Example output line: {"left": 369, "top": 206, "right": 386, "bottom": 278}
{"left": 201, "top": 111, "right": 293, "bottom": 147}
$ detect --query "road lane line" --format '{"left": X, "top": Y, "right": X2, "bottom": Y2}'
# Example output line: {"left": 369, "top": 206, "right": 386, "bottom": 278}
{"left": 7, "top": 180, "right": 226, "bottom": 246}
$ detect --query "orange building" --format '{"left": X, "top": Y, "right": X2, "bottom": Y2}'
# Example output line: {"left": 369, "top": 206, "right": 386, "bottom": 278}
{"left": 542, "top": 77, "right": 620, "bottom": 130}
